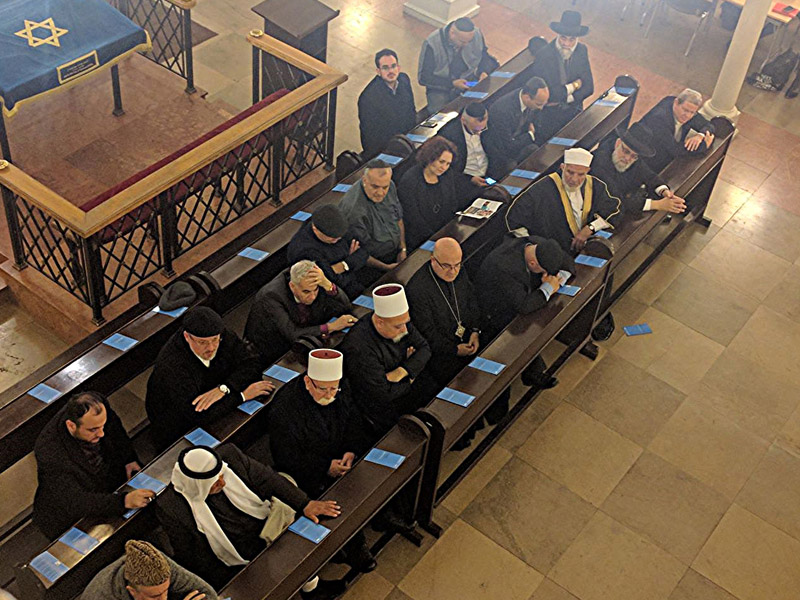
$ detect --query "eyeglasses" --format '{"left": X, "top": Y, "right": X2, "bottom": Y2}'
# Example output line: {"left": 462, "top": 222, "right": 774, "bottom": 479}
{"left": 433, "top": 256, "right": 462, "bottom": 271}
{"left": 187, "top": 334, "right": 221, "bottom": 348}
{"left": 310, "top": 380, "right": 341, "bottom": 395}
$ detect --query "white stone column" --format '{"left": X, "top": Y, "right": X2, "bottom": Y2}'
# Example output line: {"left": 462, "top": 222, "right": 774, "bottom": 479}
{"left": 403, "top": 0, "right": 480, "bottom": 27}
{"left": 701, "top": 0, "right": 772, "bottom": 121}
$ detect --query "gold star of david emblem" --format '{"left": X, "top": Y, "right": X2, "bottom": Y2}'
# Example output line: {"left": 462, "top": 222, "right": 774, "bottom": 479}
{"left": 15, "top": 18, "right": 69, "bottom": 48}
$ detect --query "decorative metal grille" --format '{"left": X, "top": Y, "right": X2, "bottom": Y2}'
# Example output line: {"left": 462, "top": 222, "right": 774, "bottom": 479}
{"left": 278, "top": 94, "right": 329, "bottom": 187}
{"left": 106, "top": 0, "right": 189, "bottom": 81}
{"left": 14, "top": 196, "right": 91, "bottom": 304}
{"left": 172, "top": 130, "right": 274, "bottom": 253}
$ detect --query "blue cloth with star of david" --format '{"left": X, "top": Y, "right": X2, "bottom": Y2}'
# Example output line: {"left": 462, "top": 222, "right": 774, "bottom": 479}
{"left": 0, "top": 0, "right": 150, "bottom": 115}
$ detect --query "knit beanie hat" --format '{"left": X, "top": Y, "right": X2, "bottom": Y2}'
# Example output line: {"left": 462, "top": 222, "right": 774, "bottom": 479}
{"left": 124, "top": 540, "right": 170, "bottom": 587}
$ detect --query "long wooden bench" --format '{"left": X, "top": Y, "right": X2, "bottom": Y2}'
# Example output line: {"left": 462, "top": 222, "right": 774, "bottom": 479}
{"left": 0, "top": 42, "right": 543, "bottom": 476}
{"left": 10, "top": 77, "right": 640, "bottom": 600}
{"left": 413, "top": 117, "right": 736, "bottom": 535}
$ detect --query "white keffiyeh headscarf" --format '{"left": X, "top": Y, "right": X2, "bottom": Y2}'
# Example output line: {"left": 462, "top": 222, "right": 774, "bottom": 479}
{"left": 171, "top": 447, "right": 272, "bottom": 566}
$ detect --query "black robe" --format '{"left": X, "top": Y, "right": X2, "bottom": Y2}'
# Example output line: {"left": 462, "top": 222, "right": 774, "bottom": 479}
{"left": 476, "top": 235, "right": 576, "bottom": 336}
{"left": 244, "top": 269, "right": 352, "bottom": 365}
{"left": 357, "top": 73, "right": 417, "bottom": 158}
{"left": 146, "top": 328, "right": 262, "bottom": 449}
{"left": 486, "top": 88, "right": 542, "bottom": 170}
{"left": 268, "top": 377, "right": 370, "bottom": 498}
{"left": 33, "top": 400, "right": 138, "bottom": 539}
{"left": 339, "top": 318, "right": 433, "bottom": 439}
{"left": 506, "top": 174, "right": 621, "bottom": 255}
{"left": 287, "top": 220, "right": 369, "bottom": 299}
{"left": 156, "top": 444, "right": 309, "bottom": 589}
{"left": 637, "top": 95, "right": 715, "bottom": 173}
{"left": 406, "top": 261, "right": 482, "bottom": 385}
{"left": 397, "top": 164, "right": 461, "bottom": 250}
{"left": 590, "top": 136, "right": 667, "bottom": 213}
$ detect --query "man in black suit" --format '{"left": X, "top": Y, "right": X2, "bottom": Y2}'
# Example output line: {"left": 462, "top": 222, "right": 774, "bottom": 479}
{"left": 438, "top": 102, "right": 502, "bottom": 199}
{"left": 637, "top": 88, "right": 715, "bottom": 173}
{"left": 529, "top": 11, "right": 594, "bottom": 141}
{"left": 487, "top": 76, "right": 549, "bottom": 172}
{"left": 33, "top": 392, "right": 151, "bottom": 539}
{"left": 358, "top": 49, "right": 417, "bottom": 158}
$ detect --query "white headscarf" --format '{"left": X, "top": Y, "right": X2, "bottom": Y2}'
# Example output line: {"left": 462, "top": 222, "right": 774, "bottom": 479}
{"left": 171, "top": 447, "right": 272, "bottom": 566}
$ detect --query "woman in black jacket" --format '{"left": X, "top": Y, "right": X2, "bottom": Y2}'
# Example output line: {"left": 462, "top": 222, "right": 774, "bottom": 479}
{"left": 397, "top": 136, "right": 461, "bottom": 250}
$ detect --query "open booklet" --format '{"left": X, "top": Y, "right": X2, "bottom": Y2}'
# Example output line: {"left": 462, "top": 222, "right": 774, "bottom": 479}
{"left": 456, "top": 198, "right": 502, "bottom": 219}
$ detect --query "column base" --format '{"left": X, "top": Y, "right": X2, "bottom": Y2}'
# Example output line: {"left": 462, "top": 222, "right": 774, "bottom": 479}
{"left": 699, "top": 98, "right": 741, "bottom": 123}
{"left": 403, "top": 0, "right": 480, "bottom": 27}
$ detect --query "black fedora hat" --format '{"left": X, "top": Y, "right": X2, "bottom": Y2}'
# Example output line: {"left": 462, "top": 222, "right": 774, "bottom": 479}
{"left": 615, "top": 122, "right": 656, "bottom": 158}
{"left": 550, "top": 11, "right": 589, "bottom": 37}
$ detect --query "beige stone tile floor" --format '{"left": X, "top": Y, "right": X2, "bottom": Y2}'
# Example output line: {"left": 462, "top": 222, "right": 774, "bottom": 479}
{"left": 2, "top": 0, "right": 800, "bottom": 598}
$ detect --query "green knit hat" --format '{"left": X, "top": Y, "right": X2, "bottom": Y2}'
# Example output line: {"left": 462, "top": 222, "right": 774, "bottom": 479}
{"left": 124, "top": 540, "right": 170, "bottom": 587}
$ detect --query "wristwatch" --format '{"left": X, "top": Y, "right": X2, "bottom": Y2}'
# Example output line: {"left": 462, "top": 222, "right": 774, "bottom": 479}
{"left": 587, "top": 223, "right": 597, "bottom": 233}
{"left": 218, "top": 384, "right": 230, "bottom": 395}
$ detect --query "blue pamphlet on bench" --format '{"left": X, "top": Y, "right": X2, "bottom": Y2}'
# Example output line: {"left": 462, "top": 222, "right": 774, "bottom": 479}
{"left": 128, "top": 472, "right": 167, "bottom": 493}
{"left": 436, "top": 387, "right": 475, "bottom": 407}
{"left": 184, "top": 428, "right": 220, "bottom": 448}
{"left": 264, "top": 364, "right": 301, "bottom": 383}
{"left": 30, "top": 551, "right": 69, "bottom": 583}
{"left": 364, "top": 448, "right": 406, "bottom": 469}
{"left": 59, "top": 527, "right": 99, "bottom": 555}
{"left": 575, "top": 255, "right": 608, "bottom": 268}
{"left": 469, "top": 356, "right": 506, "bottom": 375}
{"left": 289, "top": 517, "right": 330, "bottom": 544}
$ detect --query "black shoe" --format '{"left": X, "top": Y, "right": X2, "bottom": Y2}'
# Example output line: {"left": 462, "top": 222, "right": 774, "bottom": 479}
{"left": 591, "top": 313, "right": 615, "bottom": 342}
{"left": 521, "top": 370, "right": 559, "bottom": 390}
{"left": 579, "top": 341, "right": 599, "bottom": 360}
{"left": 452, "top": 434, "right": 473, "bottom": 451}
{"left": 300, "top": 578, "right": 347, "bottom": 600}
{"left": 371, "top": 512, "right": 417, "bottom": 537}
{"left": 346, "top": 541, "right": 377, "bottom": 573}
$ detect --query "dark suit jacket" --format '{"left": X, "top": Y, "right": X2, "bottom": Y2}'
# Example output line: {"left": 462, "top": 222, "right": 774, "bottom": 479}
{"left": 486, "top": 88, "right": 542, "bottom": 167}
{"left": 357, "top": 73, "right": 417, "bottom": 157}
{"left": 33, "top": 400, "right": 138, "bottom": 539}
{"left": 438, "top": 115, "right": 502, "bottom": 180}
{"left": 156, "top": 444, "right": 310, "bottom": 589}
{"left": 637, "top": 95, "right": 715, "bottom": 173}
{"left": 530, "top": 40, "right": 594, "bottom": 107}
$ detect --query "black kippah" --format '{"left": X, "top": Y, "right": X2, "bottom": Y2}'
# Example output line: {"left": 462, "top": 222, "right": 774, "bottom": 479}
{"left": 312, "top": 204, "right": 348, "bottom": 238}
{"left": 183, "top": 306, "right": 224, "bottom": 338}
{"left": 454, "top": 17, "right": 475, "bottom": 32}
{"left": 464, "top": 102, "right": 486, "bottom": 118}
{"left": 535, "top": 238, "right": 563, "bottom": 276}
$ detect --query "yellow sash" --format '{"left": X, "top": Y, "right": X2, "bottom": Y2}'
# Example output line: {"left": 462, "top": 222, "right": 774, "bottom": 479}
{"left": 549, "top": 172, "right": 593, "bottom": 235}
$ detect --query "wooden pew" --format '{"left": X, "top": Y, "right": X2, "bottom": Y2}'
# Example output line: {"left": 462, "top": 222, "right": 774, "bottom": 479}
{"left": 9, "top": 77, "right": 641, "bottom": 598}
{"left": 0, "top": 44, "right": 542, "bottom": 476}
{"left": 413, "top": 117, "right": 736, "bottom": 536}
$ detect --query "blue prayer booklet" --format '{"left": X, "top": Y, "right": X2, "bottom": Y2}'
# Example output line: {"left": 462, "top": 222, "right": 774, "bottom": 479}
{"left": 556, "top": 285, "right": 581, "bottom": 296}
{"left": 238, "top": 247, "right": 269, "bottom": 262}
{"left": 291, "top": 211, "right": 312, "bottom": 222}
{"left": 469, "top": 357, "right": 506, "bottom": 375}
{"left": 420, "top": 240, "right": 436, "bottom": 251}
{"left": 624, "top": 323, "right": 653, "bottom": 336}
{"left": 501, "top": 184, "right": 522, "bottom": 196}
{"left": 328, "top": 316, "right": 350, "bottom": 333}
{"left": 436, "top": 387, "right": 475, "bottom": 408}
{"left": 59, "top": 527, "right": 100, "bottom": 556}
{"left": 332, "top": 183, "right": 352, "bottom": 192}
{"left": 549, "top": 137, "right": 578, "bottom": 147}
{"left": 152, "top": 306, "right": 188, "bottom": 318}
{"left": 491, "top": 70, "right": 516, "bottom": 78}
{"left": 30, "top": 551, "right": 69, "bottom": 583}
{"left": 464, "top": 81, "right": 478, "bottom": 87}
{"left": 510, "top": 169, "right": 540, "bottom": 180}
{"left": 128, "top": 472, "right": 166, "bottom": 493}
{"left": 593, "top": 230, "right": 612, "bottom": 239}
{"left": 462, "top": 91, "right": 488, "bottom": 99}
{"left": 575, "top": 255, "right": 608, "bottom": 268}
{"left": 184, "top": 428, "right": 220, "bottom": 448}
{"left": 406, "top": 133, "right": 427, "bottom": 143}
{"left": 289, "top": 517, "right": 331, "bottom": 544}
{"left": 102, "top": 333, "right": 138, "bottom": 352}
{"left": 364, "top": 448, "right": 406, "bottom": 469}
{"left": 238, "top": 400, "right": 264, "bottom": 415}
{"left": 375, "top": 153, "right": 403, "bottom": 165}
{"left": 264, "top": 364, "right": 301, "bottom": 383}
{"left": 28, "top": 383, "right": 63, "bottom": 404}
{"left": 353, "top": 295, "right": 375, "bottom": 310}
{"left": 595, "top": 98, "right": 621, "bottom": 107}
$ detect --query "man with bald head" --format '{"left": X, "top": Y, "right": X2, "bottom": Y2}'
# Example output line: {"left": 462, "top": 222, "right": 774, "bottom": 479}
{"left": 339, "top": 159, "right": 407, "bottom": 285}
{"left": 406, "top": 238, "right": 482, "bottom": 387}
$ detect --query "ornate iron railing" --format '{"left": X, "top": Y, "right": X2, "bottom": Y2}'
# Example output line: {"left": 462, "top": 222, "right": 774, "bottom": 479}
{"left": 106, "top": 0, "right": 196, "bottom": 93}
{"left": 0, "top": 33, "right": 345, "bottom": 324}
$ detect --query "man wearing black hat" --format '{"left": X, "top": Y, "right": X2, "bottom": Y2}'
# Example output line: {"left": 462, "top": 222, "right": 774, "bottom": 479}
{"left": 591, "top": 123, "right": 687, "bottom": 214}
{"left": 530, "top": 10, "right": 594, "bottom": 140}
{"left": 439, "top": 102, "right": 503, "bottom": 199}
{"left": 244, "top": 260, "right": 356, "bottom": 366}
{"left": 486, "top": 77, "right": 550, "bottom": 171}
{"left": 417, "top": 17, "right": 498, "bottom": 114}
{"left": 287, "top": 204, "right": 369, "bottom": 299}
{"left": 146, "top": 307, "right": 269, "bottom": 449}
{"left": 476, "top": 235, "right": 575, "bottom": 387}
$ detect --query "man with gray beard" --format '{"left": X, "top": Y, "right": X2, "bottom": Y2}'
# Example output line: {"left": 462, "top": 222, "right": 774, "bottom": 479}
{"left": 529, "top": 11, "right": 594, "bottom": 140}
{"left": 590, "top": 123, "right": 686, "bottom": 215}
